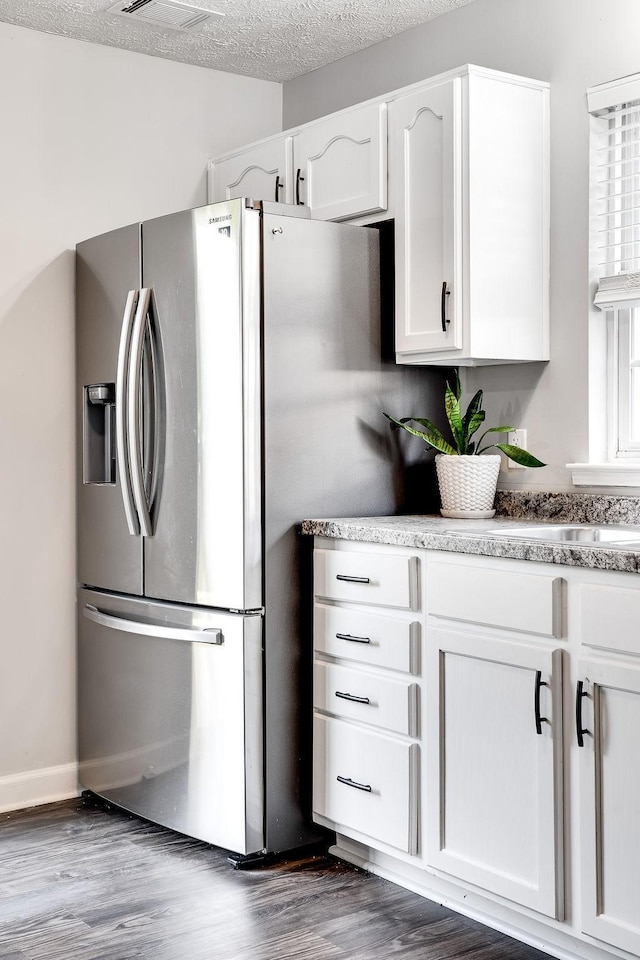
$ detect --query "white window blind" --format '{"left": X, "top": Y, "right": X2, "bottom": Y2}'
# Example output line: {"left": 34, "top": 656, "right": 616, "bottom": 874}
{"left": 590, "top": 74, "right": 640, "bottom": 309}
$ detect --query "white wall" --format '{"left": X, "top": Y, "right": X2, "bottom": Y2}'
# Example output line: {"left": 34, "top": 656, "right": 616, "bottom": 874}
{"left": 284, "top": 0, "right": 640, "bottom": 492}
{"left": 0, "top": 21, "right": 281, "bottom": 811}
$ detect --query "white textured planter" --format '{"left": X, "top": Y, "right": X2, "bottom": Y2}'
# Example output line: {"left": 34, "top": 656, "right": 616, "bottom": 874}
{"left": 435, "top": 454, "right": 501, "bottom": 519}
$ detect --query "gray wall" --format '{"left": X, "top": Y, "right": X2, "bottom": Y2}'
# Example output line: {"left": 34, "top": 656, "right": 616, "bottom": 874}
{"left": 0, "top": 19, "right": 281, "bottom": 811}
{"left": 284, "top": 0, "right": 640, "bottom": 492}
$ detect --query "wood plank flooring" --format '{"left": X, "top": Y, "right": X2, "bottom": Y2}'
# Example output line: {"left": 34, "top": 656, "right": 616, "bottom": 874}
{"left": 0, "top": 799, "right": 550, "bottom": 960}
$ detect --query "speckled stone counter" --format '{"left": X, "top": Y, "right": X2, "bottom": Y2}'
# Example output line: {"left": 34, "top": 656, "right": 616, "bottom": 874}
{"left": 301, "top": 492, "right": 640, "bottom": 575}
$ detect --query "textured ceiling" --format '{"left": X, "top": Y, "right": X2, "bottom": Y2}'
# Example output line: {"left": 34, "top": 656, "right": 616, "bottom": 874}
{"left": 0, "top": 0, "right": 478, "bottom": 82}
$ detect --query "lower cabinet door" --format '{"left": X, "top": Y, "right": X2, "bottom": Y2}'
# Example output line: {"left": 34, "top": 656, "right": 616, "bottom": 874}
{"left": 578, "top": 657, "right": 640, "bottom": 956}
{"left": 426, "top": 626, "right": 563, "bottom": 918}
{"left": 313, "top": 714, "right": 418, "bottom": 854}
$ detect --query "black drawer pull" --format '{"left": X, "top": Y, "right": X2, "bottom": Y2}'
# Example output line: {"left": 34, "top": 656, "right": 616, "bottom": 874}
{"left": 441, "top": 281, "right": 451, "bottom": 332}
{"left": 336, "top": 574, "right": 370, "bottom": 584}
{"left": 335, "top": 690, "right": 370, "bottom": 705}
{"left": 534, "top": 670, "right": 549, "bottom": 735}
{"left": 337, "top": 775, "right": 372, "bottom": 793}
{"left": 576, "top": 680, "right": 590, "bottom": 748}
{"left": 336, "top": 632, "right": 371, "bottom": 644}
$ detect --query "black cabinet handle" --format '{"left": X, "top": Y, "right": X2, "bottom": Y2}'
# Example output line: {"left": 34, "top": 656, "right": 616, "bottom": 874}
{"left": 576, "top": 680, "right": 590, "bottom": 747}
{"left": 336, "top": 632, "right": 371, "bottom": 644}
{"left": 335, "top": 690, "right": 370, "bottom": 705}
{"left": 534, "top": 670, "right": 549, "bottom": 735}
{"left": 337, "top": 776, "right": 372, "bottom": 793}
{"left": 296, "top": 168, "right": 305, "bottom": 205}
{"left": 274, "top": 175, "right": 282, "bottom": 201}
{"left": 336, "top": 574, "right": 370, "bottom": 584}
{"left": 441, "top": 281, "right": 451, "bottom": 332}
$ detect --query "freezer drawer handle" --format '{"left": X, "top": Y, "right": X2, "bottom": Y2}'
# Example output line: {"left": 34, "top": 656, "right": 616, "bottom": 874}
{"left": 335, "top": 632, "right": 371, "bottom": 644}
{"left": 83, "top": 604, "right": 224, "bottom": 645}
{"left": 335, "top": 691, "right": 370, "bottom": 705}
{"left": 337, "top": 776, "right": 372, "bottom": 793}
{"left": 336, "top": 575, "right": 370, "bottom": 584}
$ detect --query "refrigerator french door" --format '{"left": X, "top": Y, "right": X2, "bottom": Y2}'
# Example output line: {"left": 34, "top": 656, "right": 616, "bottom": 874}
{"left": 77, "top": 201, "right": 265, "bottom": 853}
{"left": 77, "top": 201, "right": 261, "bottom": 611}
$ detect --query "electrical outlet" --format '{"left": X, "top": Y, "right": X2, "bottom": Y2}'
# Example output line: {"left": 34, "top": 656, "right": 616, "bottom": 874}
{"left": 507, "top": 429, "right": 527, "bottom": 470}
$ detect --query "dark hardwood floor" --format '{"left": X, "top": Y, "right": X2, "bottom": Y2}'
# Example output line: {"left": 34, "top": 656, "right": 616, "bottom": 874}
{"left": 0, "top": 799, "right": 550, "bottom": 960}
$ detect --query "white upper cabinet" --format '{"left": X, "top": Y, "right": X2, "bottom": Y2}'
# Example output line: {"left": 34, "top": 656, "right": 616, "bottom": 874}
{"left": 209, "top": 65, "right": 549, "bottom": 366}
{"left": 208, "top": 136, "right": 292, "bottom": 205}
{"left": 208, "top": 102, "right": 387, "bottom": 220}
{"left": 390, "top": 66, "right": 550, "bottom": 366}
{"left": 291, "top": 102, "right": 387, "bottom": 221}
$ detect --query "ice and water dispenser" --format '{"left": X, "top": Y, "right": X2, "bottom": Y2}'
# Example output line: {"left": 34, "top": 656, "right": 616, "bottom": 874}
{"left": 83, "top": 383, "right": 116, "bottom": 484}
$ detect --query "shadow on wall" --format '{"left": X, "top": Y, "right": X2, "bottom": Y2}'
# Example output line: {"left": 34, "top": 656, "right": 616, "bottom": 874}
{"left": 465, "top": 362, "right": 549, "bottom": 450}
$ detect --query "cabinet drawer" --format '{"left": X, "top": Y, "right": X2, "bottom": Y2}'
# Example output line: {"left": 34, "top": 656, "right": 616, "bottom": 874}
{"left": 314, "top": 660, "right": 418, "bottom": 736}
{"left": 428, "top": 560, "right": 562, "bottom": 638}
{"left": 314, "top": 548, "right": 419, "bottom": 609}
{"left": 580, "top": 583, "right": 640, "bottom": 655}
{"left": 313, "top": 714, "right": 418, "bottom": 853}
{"left": 314, "top": 603, "right": 419, "bottom": 674}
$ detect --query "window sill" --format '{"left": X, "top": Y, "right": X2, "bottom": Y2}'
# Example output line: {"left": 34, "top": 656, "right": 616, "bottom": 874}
{"left": 567, "top": 462, "right": 640, "bottom": 487}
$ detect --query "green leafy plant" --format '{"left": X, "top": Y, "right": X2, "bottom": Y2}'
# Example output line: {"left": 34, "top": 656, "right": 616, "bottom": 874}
{"left": 384, "top": 373, "right": 545, "bottom": 468}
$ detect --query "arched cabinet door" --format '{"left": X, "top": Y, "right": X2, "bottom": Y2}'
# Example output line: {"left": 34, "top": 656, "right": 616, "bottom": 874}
{"left": 292, "top": 102, "right": 387, "bottom": 221}
{"left": 390, "top": 79, "right": 462, "bottom": 357}
{"left": 208, "top": 136, "right": 291, "bottom": 205}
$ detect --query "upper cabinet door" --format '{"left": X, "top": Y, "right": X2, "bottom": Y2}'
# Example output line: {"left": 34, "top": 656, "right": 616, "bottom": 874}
{"left": 292, "top": 103, "right": 387, "bottom": 221}
{"left": 390, "top": 79, "right": 462, "bottom": 357}
{"left": 208, "top": 136, "right": 292, "bottom": 205}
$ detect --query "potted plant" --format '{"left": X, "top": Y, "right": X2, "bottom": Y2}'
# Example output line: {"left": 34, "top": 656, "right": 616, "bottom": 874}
{"left": 384, "top": 374, "right": 545, "bottom": 518}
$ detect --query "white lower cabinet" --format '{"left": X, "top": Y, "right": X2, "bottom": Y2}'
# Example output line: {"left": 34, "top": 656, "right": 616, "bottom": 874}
{"left": 577, "top": 581, "right": 640, "bottom": 956}
{"left": 312, "top": 537, "right": 640, "bottom": 960}
{"left": 312, "top": 541, "right": 421, "bottom": 857}
{"left": 578, "top": 657, "right": 640, "bottom": 955}
{"left": 426, "top": 626, "right": 563, "bottom": 918}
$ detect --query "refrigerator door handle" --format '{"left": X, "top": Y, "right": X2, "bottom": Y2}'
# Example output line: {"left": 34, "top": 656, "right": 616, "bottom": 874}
{"left": 127, "top": 287, "right": 153, "bottom": 538}
{"left": 83, "top": 603, "right": 224, "bottom": 645}
{"left": 115, "top": 289, "right": 141, "bottom": 536}
{"left": 145, "top": 312, "right": 161, "bottom": 513}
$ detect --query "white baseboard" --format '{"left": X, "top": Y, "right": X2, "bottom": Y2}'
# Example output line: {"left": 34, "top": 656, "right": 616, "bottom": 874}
{"left": 0, "top": 762, "right": 79, "bottom": 813}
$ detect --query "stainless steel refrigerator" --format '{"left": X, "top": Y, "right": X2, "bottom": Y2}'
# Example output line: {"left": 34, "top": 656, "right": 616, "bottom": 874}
{"left": 76, "top": 198, "right": 432, "bottom": 861}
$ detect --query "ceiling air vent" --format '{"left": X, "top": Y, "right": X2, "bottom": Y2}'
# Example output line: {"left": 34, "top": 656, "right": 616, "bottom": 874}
{"left": 107, "top": 0, "right": 224, "bottom": 32}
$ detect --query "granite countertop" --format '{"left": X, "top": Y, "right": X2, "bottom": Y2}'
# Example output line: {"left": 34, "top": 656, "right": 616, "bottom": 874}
{"left": 301, "top": 492, "right": 640, "bottom": 574}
